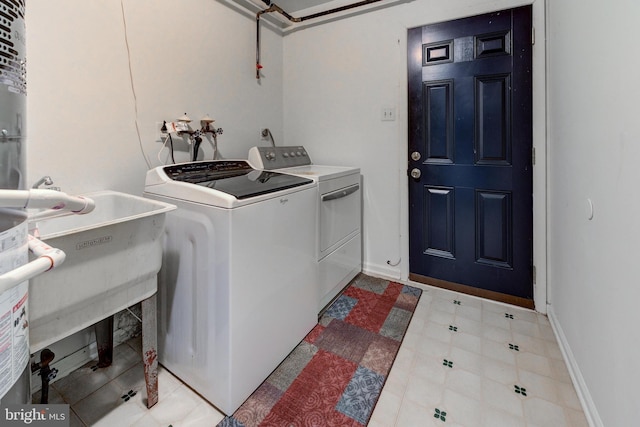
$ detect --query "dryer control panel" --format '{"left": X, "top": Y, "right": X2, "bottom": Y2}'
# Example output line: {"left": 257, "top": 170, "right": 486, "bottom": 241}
{"left": 248, "top": 146, "right": 312, "bottom": 170}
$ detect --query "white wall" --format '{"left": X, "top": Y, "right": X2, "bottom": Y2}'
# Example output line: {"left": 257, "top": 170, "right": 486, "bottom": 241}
{"left": 282, "top": 0, "right": 547, "bottom": 310}
{"left": 26, "top": 0, "right": 284, "bottom": 196}
{"left": 546, "top": 0, "right": 640, "bottom": 425}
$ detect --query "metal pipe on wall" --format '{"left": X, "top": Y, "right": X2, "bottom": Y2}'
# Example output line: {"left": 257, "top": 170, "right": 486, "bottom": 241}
{"left": 298, "top": 0, "right": 384, "bottom": 21}
{"left": 256, "top": 3, "right": 299, "bottom": 79}
{"left": 255, "top": 0, "right": 384, "bottom": 79}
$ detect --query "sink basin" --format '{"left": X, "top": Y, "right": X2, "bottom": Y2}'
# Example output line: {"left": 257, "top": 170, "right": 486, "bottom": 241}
{"left": 28, "top": 190, "right": 176, "bottom": 352}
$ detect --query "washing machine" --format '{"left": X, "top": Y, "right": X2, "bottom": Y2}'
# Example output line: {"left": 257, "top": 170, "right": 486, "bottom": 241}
{"left": 249, "top": 146, "right": 362, "bottom": 311}
{"left": 143, "top": 160, "right": 318, "bottom": 415}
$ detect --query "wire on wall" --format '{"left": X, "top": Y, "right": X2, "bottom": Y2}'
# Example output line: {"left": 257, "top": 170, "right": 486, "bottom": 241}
{"left": 156, "top": 133, "right": 177, "bottom": 165}
{"left": 120, "top": 0, "right": 152, "bottom": 169}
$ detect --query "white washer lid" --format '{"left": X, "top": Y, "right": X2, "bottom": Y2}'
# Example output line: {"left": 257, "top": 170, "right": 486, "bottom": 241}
{"left": 277, "top": 165, "right": 360, "bottom": 182}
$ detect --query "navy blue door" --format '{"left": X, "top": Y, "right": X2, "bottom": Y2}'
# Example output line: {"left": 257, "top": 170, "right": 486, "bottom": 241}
{"left": 408, "top": 7, "right": 533, "bottom": 301}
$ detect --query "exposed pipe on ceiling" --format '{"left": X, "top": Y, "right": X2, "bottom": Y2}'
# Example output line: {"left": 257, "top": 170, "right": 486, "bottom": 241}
{"left": 296, "top": 0, "right": 385, "bottom": 22}
{"left": 256, "top": 0, "right": 385, "bottom": 79}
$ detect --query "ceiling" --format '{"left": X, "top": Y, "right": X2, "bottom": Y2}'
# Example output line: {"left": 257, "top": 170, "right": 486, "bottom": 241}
{"left": 246, "top": 0, "right": 407, "bottom": 32}
{"left": 272, "top": 0, "right": 337, "bottom": 13}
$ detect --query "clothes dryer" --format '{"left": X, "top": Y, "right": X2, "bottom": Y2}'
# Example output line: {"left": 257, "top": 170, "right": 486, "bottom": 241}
{"left": 249, "top": 146, "right": 362, "bottom": 311}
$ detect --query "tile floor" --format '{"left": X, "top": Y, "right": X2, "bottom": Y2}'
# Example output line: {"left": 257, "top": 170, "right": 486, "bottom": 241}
{"left": 33, "top": 281, "right": 589, "bottom": 426}
{"left": 367, "top": 284, "right": 589, "bottom": 427}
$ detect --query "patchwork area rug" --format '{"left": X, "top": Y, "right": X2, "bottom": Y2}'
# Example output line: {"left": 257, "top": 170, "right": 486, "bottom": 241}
{"left": 217, "top": 274, "right": 422, "bottom": 427}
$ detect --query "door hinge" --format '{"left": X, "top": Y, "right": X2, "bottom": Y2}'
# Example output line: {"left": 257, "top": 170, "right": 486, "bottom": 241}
{"left": 532, "top": 27, "right": 535, "bottom": 45}
{"left": 532, "top": 265, "right": 537, "bottom": 284}
{"left": 532, "top": 147, "right": 536, "bottom": 165}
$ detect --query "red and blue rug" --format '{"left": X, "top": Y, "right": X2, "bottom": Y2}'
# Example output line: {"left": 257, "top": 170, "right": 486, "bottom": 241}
{"left": 217, "top": 274, "right": 422, "bottom": 427}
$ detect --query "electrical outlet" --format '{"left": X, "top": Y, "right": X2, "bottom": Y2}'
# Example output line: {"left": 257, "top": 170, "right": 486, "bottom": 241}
{"left": 381, "top": 107, "right": 396, "bottom": 121}
{"left": 156, "top": 122, "right": 167, "bottom": 141}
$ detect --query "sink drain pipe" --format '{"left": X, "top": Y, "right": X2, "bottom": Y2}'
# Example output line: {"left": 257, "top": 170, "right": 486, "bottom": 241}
{"left": 256, "top": 0, "right": 384, "bottom": 79}
{"left": 31, "top": 349, "right": 57, "bottom": 404}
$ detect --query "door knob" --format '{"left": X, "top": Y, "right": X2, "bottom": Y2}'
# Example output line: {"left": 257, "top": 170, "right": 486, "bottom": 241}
{"left": 411, "top": 151, "right": 421, "bottom": 161}
{"left": 410, "top": 168, "right": 421, "bottom": 179}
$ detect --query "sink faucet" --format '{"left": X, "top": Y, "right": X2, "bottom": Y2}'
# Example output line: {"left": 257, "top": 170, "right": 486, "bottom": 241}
{"left": 32, "top": 176, "right": 53, "bottom": 189}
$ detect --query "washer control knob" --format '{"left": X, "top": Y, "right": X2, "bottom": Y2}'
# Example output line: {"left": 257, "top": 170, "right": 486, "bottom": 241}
{"left": 283, "top": 152, "right": 289, "bottom": 158}
{"left": 265, "top": 152, "right": 276, "bottom": 160}
{"left": 290, "top": 151, "right": 296, "bottom": 157}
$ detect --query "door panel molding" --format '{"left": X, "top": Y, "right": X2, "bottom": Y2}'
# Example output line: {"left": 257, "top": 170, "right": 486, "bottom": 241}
{"left": 422, "top": 40, "right": 454, "bottom": 65}
{"left": 475, "top": 74, "right": 511, "bottom": 165}
{"left": 423, "top": 186, "right": 455, "bottom": 259}
{"left": 476, "top": 189, "right": 512, "bottom": 268}
{"left": 423, "top": 80, "right": 454, "bottom": 164}
{"left": 475, "top": 30, "right": 512, "bottom": 58}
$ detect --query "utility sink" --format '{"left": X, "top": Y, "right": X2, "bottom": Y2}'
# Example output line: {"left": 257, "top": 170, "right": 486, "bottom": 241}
{"left": 28, "top": 190, "right": 175, "bottom": 352}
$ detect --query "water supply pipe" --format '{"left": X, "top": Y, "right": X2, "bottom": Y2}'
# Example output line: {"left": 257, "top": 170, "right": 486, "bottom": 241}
{"left": 31, "top": 176, "right": 53, "bottom": 189}
{"left": 255, "top": 0, "right": 385, "bottom": 79}
{"left": 0, "top": 189, "right": 95, "bottom": 293}
{"left": 4, "top": 189, "right": 96, "bottom": 222}
{"left": 0, "top": 235, "right": 66, "bottom": 295}
{"left": 0, "top": 189, "right": 95, "bottom": 213}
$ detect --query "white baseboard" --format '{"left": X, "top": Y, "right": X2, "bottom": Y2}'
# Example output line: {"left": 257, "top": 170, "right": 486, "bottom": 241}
{"left": 363, "top": 262, "right": 401, "bottom": 281}
{"left": 547, "top": 304, "right": 603, "bottom": 427}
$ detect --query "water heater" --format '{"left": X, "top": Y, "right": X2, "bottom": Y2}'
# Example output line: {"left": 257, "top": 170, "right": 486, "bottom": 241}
{"left": 0, "top": 0, "right": 26, "bottom": 191}
{"left": 0, "top": 0, "right": 30, "bottom": 405}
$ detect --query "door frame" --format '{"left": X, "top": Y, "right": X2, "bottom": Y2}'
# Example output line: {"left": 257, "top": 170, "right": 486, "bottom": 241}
{"left": 398, "top": 0, "right": 547, "bottom": 313}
